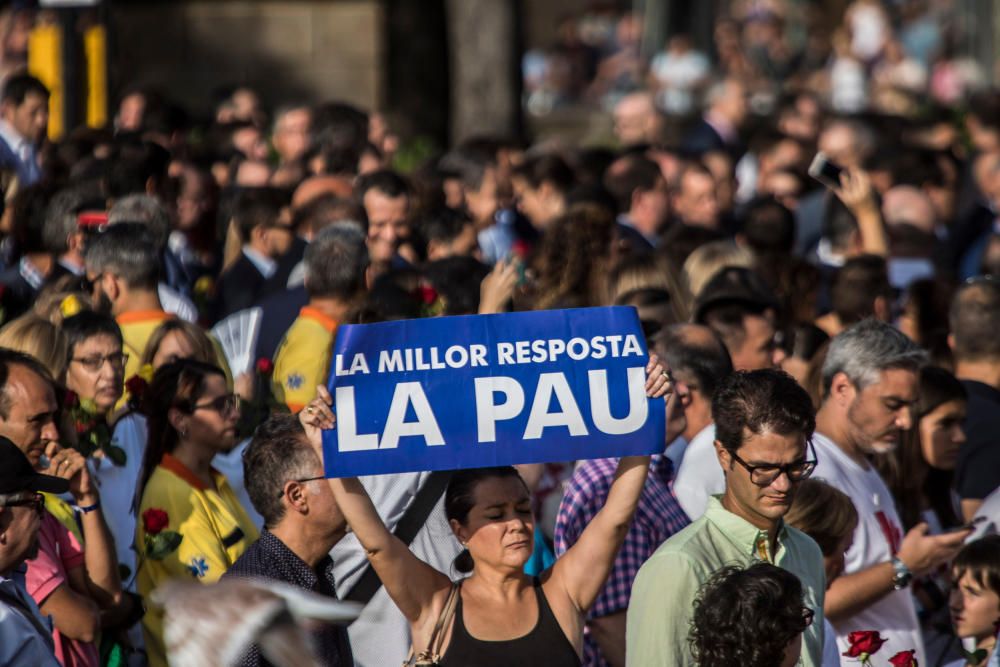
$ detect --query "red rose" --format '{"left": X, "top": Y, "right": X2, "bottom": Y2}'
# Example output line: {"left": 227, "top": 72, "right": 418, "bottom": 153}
{"left": 74, "top": 421, "right": 89, "bottom": 435}
{"left": 63, "top": 389, "right": 80, "bottom": 408}
{"left": 415, "top": 285, "right": 438, "bottom": 305}
{"left": 511, "top": 239, "right": 530, "bottom": 258}
{"left": 843, "top": 631, "right": 887, "bottom": 658}
{"left": 889, "top": 650, "right": 918, "bottom": 667}
{"left": 125, "top": 375, "right": 148, "bottom": 398}
{"left": 255, "top": 358, "right": 274, "bottom": 375}
{"left": 142, "top": 508, "right": 169, "bottom": 535}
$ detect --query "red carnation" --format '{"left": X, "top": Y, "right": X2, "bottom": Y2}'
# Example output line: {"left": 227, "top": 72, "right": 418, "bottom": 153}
{"left": 511, "top": 239, "right": 530, "bottom": 258}
{"left": 415, "top": 285, "right": 438, "bottom": 305}
{"left": 63, "top": 389, "right": 80, "bottom": 408}
{"left": 889, "top": 650, "right": 918, "bottom": 667}
{"left": 142, "top": 508, "right": 170, "bottom": 535}
{"left": 843, "top": 631, "right": 887, "bottom": 658}
{"left": 255, "top": 358, "right": 274, "bottom": 375}
{"left": 125, "top": 375, "right": 148, "bottom": 398}
{"left": 75, "top": 421, "right": 89, "bottom": 435}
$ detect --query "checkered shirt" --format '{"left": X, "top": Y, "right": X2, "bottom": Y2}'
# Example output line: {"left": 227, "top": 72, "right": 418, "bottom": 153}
{"left": 554, "top": 455, "right": 690, "bottom": 667}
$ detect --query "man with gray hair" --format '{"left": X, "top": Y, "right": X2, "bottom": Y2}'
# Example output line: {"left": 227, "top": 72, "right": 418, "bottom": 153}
{"left": 271, "top": 223, "right": 368, "bottom": 412}
{"left": 224, "top": 413, "right": 352, "bottom": 666}
{"left": 949, "top": 277, "right": 1000, "bottom": 521}
{"left": 813, "top": 319, "right": 970, "bottom": 664}
{"left": 84, "top": 223, "right": 174, "bottom": 384}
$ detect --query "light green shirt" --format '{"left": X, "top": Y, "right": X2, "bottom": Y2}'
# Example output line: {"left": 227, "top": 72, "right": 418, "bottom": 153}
{"left": 626, "top": 495, "right": 826, "bottom": 667}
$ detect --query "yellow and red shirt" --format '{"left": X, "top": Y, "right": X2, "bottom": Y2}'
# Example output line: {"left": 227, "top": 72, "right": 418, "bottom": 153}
{"left": 272, "top": 306, "right": 338, "bottom": 412}
{"left": 135, "top": 453, "right": 258, "bottom": 667}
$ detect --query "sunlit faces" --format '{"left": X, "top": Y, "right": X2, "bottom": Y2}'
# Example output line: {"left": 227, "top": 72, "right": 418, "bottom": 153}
{"left": 716, "top": 429, "right": 809, "bottom": 527}
{"left": 843, "top": 368, "right": 919, "bottom": 455}
{"left": 180, "top": 374, "right": 240, "bottom": 454}
{"left": 730, "top": 312, "right": 784, "bottom": 372}
{"left": 918, "top": 399, "right": 966, "bottom": 471}
{"left": 5, "top": 91, "right": 49, "bottom": 144}
{"left": 0, "top": 365, "right": 60, "bottom": 467}
{"left": 950, "top": 570, "right": 1000, "bottom": 642}
{"left": 363, "top": 189, "right": 409, "bottom": 264}
{"left": 65, "top": 334, "right": 125, "bottom": 415}
{"left": 450, "top": 476, "right": 534, "bottom": 571}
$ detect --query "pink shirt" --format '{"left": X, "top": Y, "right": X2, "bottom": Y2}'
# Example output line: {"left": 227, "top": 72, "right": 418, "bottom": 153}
{"left": 24, "top": 513, "right": 100, "bottom": 667}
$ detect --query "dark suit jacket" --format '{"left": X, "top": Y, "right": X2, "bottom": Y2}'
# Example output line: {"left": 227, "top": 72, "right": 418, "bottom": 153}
{"left": 681, "top": 118, "right": 744, "bottom": 161}
{"left": 211, "top": 254, "right": 268, "bottom": 324}
{"left": 252, "top": 285, "right": 309, "bottom": 363}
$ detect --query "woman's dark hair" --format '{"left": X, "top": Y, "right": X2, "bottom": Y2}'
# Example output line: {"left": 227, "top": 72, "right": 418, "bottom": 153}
{"left": 952, "top": 535, "right": 1000, "bottom": 598}
{"left": 444, "top": 466, "right": 527, "bottom": 574}
{"left": 873, "top": 365, "right": 966, "bottom": 531}
{"left": 61, "top": 311, "right": 123, "bottom": 364}
{"left": 135, "top": 359, "right": 226, "bottom": 509}
{"left": 689, "top": 562, "right": 812, "bottom": 667}
{"left": 782, "top": 323, "right": 829, "bottom": 363}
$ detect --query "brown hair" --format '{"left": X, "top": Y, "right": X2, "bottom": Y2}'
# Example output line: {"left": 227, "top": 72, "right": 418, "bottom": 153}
{"left": 141, "top": 319, "right": 219, "bottom": 368}
{"left": 531, "top": 203, "right": 615, "bottom": 310}
{"left": 952, "top": 535, "right": 1000, "bottom": 599}
{"left": 784, "top": 479, "right": 859, "bottom": 556}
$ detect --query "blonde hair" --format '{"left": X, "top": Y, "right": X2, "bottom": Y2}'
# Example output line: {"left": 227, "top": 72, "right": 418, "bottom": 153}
{"left": 33, "top": 281, "right": 95, "bottom": 325}
{"left": 0, "top": 315, "right": 70, "bottom": 379}
{"left": 609, "top": 253, "right": 689, "bottom": 322}
{"left": 682, "top": 241, "right": 755, "bottom": 299}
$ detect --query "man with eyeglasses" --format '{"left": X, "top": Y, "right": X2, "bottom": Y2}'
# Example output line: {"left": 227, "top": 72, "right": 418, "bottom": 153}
{"left": 0, "top": 437, "right": 66, "bottom": 666}
{"left": 627, "top": 368, "right": 826, "bottom": 667}
{"left": 813, "top": 320, "right": 970, "bottom": 665}
{"left": 224, "top": 414, "right": 353, "bottom": 666}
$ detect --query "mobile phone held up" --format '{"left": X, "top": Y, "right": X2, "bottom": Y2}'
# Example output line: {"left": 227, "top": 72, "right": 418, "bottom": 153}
{"left": 808, "top": 152, "right": 845, "bottom": 190}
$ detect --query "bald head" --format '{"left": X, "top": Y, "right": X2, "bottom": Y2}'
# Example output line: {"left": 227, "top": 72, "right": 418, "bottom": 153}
{"left": 292, "top": 175, "right": 354, "bottom": 210}
{"left": 882, "top": 186, "right": 935, "bottom": 233}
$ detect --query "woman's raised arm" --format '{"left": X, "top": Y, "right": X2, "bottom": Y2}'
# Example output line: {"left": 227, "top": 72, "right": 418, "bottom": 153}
{"left": 300, "top": 386, "right": 452, "bottom": 624}
{"left": 550, "top": 356, "right": 671, "bottom": 613}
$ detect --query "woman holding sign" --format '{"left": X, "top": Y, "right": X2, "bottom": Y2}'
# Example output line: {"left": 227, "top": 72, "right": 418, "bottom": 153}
{"left": 299, "top": 358, "right": 671, "bottom": 666}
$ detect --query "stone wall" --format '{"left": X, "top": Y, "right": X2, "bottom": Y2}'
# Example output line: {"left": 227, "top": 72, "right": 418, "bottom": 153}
{"left": 110, "top": 0, "right": 383, "bottom": 116}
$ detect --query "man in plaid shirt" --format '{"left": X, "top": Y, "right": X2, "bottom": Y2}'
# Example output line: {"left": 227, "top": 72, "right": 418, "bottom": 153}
{"left": 554, "top": 389, "right": 690, "bottom": 667}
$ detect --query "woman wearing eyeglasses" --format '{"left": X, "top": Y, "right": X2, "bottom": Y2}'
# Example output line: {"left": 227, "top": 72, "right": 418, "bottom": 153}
{"left": 134, "top": 359, "right": 258, "bottom": 667}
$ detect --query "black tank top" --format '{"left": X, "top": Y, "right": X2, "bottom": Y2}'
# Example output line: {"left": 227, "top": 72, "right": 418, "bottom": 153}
{"left": 440, "top": 577, "right": 581, "bottom": 667}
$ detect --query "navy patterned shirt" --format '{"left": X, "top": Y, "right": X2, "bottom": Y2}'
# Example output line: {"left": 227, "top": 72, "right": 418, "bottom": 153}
{"left": 224, "top": 529, "right": 352, "bottom": 667}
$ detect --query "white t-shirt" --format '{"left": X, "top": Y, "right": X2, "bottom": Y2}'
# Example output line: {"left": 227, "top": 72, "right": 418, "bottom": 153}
{"left": 822, "top": 619, "right": 841, "bottom": 667}
{"left": 812, "top": 432, "right": 925, "bottom": 665}
{"left": 672, "top": 424, "right": 722, "bottom": 520}
{"left": 211, "top": 439, "right": 264, "bottom": 529}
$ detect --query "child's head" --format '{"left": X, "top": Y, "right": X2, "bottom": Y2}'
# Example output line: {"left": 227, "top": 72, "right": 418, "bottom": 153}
{"left": 783, "top": 479, "right": 859, "bottom": 585}
{"left": 950, "top": 535, "right": 1000, "bottom": 642}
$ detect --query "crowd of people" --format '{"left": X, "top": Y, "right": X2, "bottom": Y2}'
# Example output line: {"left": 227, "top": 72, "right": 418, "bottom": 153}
{"left": 0, "top": 1, "right": 1000, "bottom": 666}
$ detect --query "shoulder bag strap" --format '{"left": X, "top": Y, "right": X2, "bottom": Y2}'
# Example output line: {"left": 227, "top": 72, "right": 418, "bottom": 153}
{"left": 345, "top": 470, "right": 452, "bottom": 603}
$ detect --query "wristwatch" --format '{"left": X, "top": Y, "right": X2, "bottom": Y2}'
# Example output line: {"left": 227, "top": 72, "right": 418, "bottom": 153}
{"left": 891, "top": 557, "right": 913, "bottom": 590}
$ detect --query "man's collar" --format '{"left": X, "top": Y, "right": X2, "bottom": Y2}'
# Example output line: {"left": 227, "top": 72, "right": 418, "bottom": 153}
{"left": 242, "top": 245, "right": 277, "bottom": 279}
{"left": 0, "top": 119, "right": 27, "bottom": 151}
{"left": 704, "top": 495, "right": 787, "bottom": 561}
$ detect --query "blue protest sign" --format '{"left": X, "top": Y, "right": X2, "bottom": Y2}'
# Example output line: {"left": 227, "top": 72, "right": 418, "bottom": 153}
{"left": 322, "top": 306, "right": 665, "bottom": 477}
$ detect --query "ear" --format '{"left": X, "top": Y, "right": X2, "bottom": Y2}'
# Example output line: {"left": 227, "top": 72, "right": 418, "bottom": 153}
{"left": 102, "top": 273, "right": 122, "bottom": 301}
{"left": 947, "top": 333, "right": 955, "bottom": 351}
{"left": 167, "top": 406, "right": 188, "bottom": 435}
{"left": 448, "top": 517, "right": 467, "bottom": 545}
{"left": 713, "top": 439, "right": 731, "bottom": 473}
{"left": 829, "top": 371, "right": 856, "bottom": 407}
{"left": 873, "top": 295, "right": 890, "bottom": 322}
{"left": 426, "top": 239, "right": 443, "bottom": 261}
{"left": 282, "top": 481, "right": 308, "bottom": 514}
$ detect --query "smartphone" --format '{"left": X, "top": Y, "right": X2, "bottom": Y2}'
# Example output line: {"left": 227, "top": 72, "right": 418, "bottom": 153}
{"left": 945, "top": 516, "right": 986, "bottom": 533}
{"left": 808, "top": 152, "right": 845, "bottom": 190}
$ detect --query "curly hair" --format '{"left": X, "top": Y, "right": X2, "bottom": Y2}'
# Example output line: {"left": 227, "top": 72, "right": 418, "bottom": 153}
{"left": 531, "top": 203, "right": 615, "bottom": 310}
{"left": 713, "top": 368, "right": 815, "bottom": 455}
{"left": 689, "top": 563, "right": 812, "bottom": 667}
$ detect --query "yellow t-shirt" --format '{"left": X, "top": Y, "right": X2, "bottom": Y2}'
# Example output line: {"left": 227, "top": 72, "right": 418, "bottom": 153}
{"left": 272, "top": 306, "right": 337, "bottom": 412}
{"left": 135, "top": 453, "right": 258, "bottom": 667}
{"left": 116, "top": 310, "right": 175, "bottom": 383}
